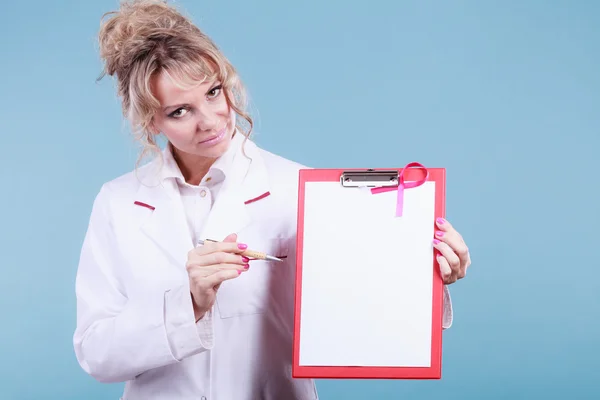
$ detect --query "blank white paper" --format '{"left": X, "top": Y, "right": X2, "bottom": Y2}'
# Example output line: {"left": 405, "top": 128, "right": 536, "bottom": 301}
{"left": 298, "top": 181, "right": 436, "bottom": 367}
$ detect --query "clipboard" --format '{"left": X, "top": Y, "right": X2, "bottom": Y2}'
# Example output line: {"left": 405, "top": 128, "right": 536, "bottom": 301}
{"left": 292, "top": 163, "right": 446, "bottom": 379}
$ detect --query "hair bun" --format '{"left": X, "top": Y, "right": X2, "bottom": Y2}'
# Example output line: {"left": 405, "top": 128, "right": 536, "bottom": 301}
{"left": 97, "top": 0, "right": 189, "bottom": 78}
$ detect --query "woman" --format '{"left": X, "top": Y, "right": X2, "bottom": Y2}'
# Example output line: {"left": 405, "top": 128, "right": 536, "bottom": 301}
{"left": 73, "top": 1, "right": 472, "bottom": 399}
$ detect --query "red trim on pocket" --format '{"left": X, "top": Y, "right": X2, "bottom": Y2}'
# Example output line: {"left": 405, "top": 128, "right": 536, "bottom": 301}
{"left": 244, "top": 191, "right": 271, "bottom": 205}
{"left": 134, "top": 201, "right": 155, "bottom": 211}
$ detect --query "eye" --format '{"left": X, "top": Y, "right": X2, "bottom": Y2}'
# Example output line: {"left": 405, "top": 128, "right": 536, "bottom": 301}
{"left": 207, "top": 84, "right": 223, "bottom": 99}
{"left": 168, "top": 107, "right": 189, "bottom": 118}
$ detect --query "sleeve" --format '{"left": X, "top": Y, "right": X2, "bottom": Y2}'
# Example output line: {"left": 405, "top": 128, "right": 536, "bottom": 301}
{"left": 72, "top": 185, "right": 213, "bottom": 383}
{"left": 442, "top": 285, "right": 453, "bottom": 330}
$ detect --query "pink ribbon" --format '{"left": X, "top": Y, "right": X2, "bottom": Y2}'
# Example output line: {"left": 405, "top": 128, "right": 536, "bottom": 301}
{"left": 370, "top": 162, "right": 429, "bottom": 217}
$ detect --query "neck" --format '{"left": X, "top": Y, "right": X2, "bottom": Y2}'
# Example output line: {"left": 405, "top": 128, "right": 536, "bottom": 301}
{"left": 171, "top": 145, "right": 215, "bottom": 186}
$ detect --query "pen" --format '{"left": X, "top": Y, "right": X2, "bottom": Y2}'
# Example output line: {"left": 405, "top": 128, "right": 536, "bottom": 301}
{"left": 197, "top": 239, "right": 284, "bottom": 262}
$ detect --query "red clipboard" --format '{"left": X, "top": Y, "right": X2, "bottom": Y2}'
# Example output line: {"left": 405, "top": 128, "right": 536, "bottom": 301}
{"left": 292, "top": 164, "right": 446, "bottom": 379}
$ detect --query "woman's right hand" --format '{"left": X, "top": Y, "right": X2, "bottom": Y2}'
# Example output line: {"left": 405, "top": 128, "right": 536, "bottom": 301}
{"left": 186, "top": 233, "right": 249, "bottom": 320}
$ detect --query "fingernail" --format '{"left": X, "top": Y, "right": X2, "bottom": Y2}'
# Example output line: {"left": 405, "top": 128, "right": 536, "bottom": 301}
{"left": 242, "top": 256, "right": 250, "bottom": 262}
{"left": 238, "top": 270, "right": 242, "bottom": 275}
{"left": 238, "top": 243, "right": 247, "bottom": 250}
{"left": 435, "top": 231, "right": 444, "bottom": 238}
{"left": 433, "top": 239, "right": 441, "bottom": 245}
{"left": 436, "top": 217, "right": 445, "bottom": 225}
{"left": 244, "top": 264, "right": 250, "bottom": 270}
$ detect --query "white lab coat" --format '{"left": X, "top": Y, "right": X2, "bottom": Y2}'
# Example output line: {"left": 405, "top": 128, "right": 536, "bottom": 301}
{"left": 73, "top": 134, "right": 453, "bottom": 400}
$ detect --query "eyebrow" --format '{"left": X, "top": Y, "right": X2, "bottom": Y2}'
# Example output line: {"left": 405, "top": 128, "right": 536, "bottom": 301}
{"left": 162, "top": 81, "right": 222, "bottom": 112}
{"left": 163, "top": 103, "right": 189, "bottom": 112}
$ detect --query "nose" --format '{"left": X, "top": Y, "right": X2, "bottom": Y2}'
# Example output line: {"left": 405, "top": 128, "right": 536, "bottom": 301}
{"left": 195, "top": 107, "right": 219, "bottom": 132}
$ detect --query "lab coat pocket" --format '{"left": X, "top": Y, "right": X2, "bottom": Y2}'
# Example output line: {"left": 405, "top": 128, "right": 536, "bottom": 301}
{"left": 216, "top": 237, "right": 289, "bottom": 319}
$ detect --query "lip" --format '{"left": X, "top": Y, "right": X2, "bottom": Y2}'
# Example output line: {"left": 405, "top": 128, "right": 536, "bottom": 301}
{"left": 198, "top": 125, "right": 228, "bottom": 146}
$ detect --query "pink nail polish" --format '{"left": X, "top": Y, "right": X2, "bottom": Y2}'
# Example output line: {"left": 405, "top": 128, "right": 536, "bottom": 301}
{"left": 436, "top": 217, "right": 445, "bottom": 224}
{"left": 242, "top": 256, "right": 250, "bottom": 262}
{"left": 435, "top": 231, "right": 444, "bottom": 237}
{"left": 433, "top": 239, "right": 441, "bottom": 245}
{"left": 238, "top": 270, "right": 242, "bottom": 275}
{"left": 244, "top": 264, "right": 250, "bottom": 270}
{"left": 238, "top": 243, "right": 247, "bottom": 250}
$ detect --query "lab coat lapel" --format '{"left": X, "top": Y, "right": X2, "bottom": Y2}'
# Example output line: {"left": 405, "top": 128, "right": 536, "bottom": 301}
{"left": 200, "top": 136, "right": 271, "bottom": 242}
{"left": 136, "top": 164, "right": 193, "bottom": 268}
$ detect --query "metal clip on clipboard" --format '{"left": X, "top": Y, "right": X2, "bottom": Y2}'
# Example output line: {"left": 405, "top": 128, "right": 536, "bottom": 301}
{"left": 340, "top": 163, "right": 429, "bottom": 217}
{"left": 340, "top": 169, "right": 399, "bottom": 188}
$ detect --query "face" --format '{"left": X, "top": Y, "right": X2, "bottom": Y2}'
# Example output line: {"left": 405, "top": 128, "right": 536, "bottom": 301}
{"left": 150, "top": 70, "right": 235, "bottom": 161}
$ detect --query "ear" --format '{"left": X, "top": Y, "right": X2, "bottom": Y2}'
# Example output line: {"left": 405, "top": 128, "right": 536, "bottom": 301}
{"left": 147, "top": 121, "right": 161, "bottom": 136}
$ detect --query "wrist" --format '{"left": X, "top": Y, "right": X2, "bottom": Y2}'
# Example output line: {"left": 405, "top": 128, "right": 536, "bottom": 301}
{"left": 194, "top": 308, "right": 205, "bottom": 322}
{"left": 191, "top": 293, "right": 205, "bottom": 322}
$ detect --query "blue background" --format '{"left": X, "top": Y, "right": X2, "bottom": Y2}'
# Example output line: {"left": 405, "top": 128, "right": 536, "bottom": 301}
{"left": 1, "top": 0, "right": 598, "bottom": 399}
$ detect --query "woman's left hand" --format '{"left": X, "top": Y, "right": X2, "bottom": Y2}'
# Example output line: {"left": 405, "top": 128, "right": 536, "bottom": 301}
{"left": 433, "top": 217, "right": 471, "bottom": 284}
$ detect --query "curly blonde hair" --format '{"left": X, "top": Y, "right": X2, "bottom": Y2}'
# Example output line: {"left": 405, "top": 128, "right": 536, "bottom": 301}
{"left": 97, "top": 0, "right": 253, "bottom": 163}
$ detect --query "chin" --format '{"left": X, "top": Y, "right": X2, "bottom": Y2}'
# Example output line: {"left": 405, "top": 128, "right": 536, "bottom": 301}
{"left": 201, "top": 145, "right": 228, "bottom": 159}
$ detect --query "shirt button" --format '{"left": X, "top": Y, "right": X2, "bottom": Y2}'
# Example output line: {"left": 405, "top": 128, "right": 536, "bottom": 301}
{"left": 200, "top": 190, "right": 207, "bottom": 198}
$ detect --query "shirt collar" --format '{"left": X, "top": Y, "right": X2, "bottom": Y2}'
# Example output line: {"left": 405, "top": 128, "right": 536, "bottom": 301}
{"left": 162, "top": 130, "right": 244, "bottom": 187}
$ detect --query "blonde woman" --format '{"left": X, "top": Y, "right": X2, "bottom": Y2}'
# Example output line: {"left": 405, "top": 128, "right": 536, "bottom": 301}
{"left": 73, "top": 1, "right": 471, "bottom": 399}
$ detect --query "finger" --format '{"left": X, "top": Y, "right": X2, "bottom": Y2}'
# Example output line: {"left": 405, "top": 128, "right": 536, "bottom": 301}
{"left": 223, "top": 233, "right": 237, "bottom": 242}
{"left": 193, "top": 239, "right": 248, "bottom": 256}
{"left": 458, "top": 249, "right": 471, "bottom": 279}
{"left": 189, "top": 262, "right": 249, "bottom": 277}
{"left": 435, "top": 217, "right": 464, "bottom": 243}
{"left": 436, "top": 254, "right": 453, "bottom": 282}
{"left": 433, "top": 239, "right": 460, "bottom": 276}
{"left": 187, "top": 251, "right": 249, "bottom": 268}
{"left": 434, "top": 220, "right": 469, "bottom": 268}
{"left": 199, "top": 269, "right": 242, "bottom": 289}
{"left": 458, "top": 263, "right": 468, "bottom": 280}
{"left": 435, "top": 217, "right": 454, "bottom": 232}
